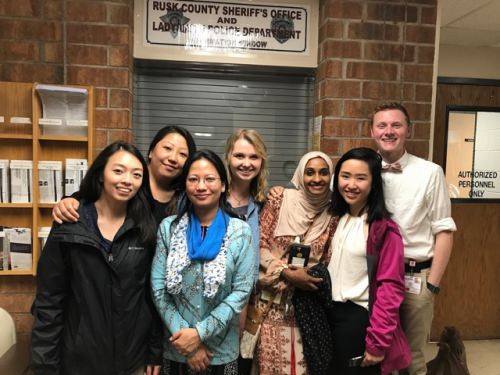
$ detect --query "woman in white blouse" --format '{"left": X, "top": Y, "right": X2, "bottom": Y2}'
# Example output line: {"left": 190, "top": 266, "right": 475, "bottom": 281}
{"left": 327, "top": 147, "right": 411, "bottom": 375}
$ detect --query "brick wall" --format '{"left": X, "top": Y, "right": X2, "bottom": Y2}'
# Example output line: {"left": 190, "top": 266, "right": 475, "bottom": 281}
{"left": 1, "top": 0, "right": 439, "bottom": 338}
{"left": 317, "top": 0, "right": 437, "bottom": 162}
{"left": 0, "top": 0, "right": 134, "bottom": 336}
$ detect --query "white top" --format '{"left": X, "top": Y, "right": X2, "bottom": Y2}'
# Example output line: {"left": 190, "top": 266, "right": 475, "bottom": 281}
{"left": 382, "top": 151, "right": 457, "bottom": 261}
{"left": 328, "top": 213, "right": 369, "bottom": 310}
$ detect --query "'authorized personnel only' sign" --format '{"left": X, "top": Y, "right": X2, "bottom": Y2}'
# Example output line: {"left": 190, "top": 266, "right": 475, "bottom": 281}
{"left": 145, "top": 0, "right": 309, "bottom": 52}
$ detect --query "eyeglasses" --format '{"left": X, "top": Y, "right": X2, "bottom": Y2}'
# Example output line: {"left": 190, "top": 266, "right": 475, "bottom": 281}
{"left": 186, "top": 175, "right": 221, "bottom": 186}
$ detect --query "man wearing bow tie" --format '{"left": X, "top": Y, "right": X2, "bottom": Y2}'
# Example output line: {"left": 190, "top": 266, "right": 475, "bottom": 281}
{"left": 370, "top": 102, "right": 457, "bottom": 375}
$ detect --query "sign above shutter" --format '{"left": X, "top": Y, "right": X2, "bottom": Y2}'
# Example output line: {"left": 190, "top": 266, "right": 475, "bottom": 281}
{"left": 134, "top": 0, "right": 319, "bottom": 68}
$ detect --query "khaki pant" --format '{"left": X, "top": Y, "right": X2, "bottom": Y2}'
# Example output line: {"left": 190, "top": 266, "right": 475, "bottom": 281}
{"left": 130, "top": 367, "right": 144, "bottom": 375}
{"left": 400, "top": 268, "right": 435, "bottom": 375}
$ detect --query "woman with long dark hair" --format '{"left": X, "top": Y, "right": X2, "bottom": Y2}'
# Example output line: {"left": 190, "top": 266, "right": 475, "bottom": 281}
{"left": 327, "top": 147, "right": 411, "bottom": 374}
{"left": 32, "top": 142, "right": 161, "bottom": 375}
{"left": 52, "top": 125, "right": 197, "bottom": 224}
{"left": 151, "top": 150, "right": 254, "bottom": 374}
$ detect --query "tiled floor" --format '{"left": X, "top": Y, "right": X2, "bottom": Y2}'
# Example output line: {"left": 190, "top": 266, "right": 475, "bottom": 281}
{"left": 424, "top": 339, "right": 500, "bottom": 375}
{"left": 2, "top": 335, "right": 500, "bottom": 374}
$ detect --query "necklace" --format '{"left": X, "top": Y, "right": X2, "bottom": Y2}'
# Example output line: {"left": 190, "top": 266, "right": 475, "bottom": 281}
{"left": 230, "top": 192, "right": 249, "bottom": 207}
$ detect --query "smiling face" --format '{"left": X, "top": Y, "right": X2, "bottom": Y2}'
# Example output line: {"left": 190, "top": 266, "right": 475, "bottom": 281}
{"left": 371, "top": 109, "right": 410, "bottom": 163}
{"left": 101, "top": 150, "right": 143, "bottom": 205}
{"left": 185, "top": 158, "right": 225, "bottom": 213}
{"left": 303, "top": 157, "right": 331, "bottom": 196}
{"left": 337, "top": 158, "right": 372, "bottom": 216}
{"left": 148, "top": 132, "right": 189, "bottom": 183}
{"left": 228, "top": 137, "right": 263, "bottom": 184}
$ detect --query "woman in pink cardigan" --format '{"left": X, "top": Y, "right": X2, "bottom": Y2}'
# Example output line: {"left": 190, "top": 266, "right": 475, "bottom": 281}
{"left": 327, "top": 147, "right": 411, "bottom": 374}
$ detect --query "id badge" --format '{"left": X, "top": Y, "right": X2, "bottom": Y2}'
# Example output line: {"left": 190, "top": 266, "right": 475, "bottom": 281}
{"left": 261, "top": 290, "right": 282, "bottom": 304}
{"left": 404, "top": 275, "right": 422, "bottom": 294}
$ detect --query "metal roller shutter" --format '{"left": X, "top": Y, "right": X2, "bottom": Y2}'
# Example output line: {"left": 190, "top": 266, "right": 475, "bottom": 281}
{"left": 133, "top": 66, "right": 314, "bottom": 186}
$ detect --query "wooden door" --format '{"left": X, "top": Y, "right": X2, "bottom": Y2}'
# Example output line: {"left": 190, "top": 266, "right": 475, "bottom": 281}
{"left": 431, "top": 82, "right": 500, "bottom": 340}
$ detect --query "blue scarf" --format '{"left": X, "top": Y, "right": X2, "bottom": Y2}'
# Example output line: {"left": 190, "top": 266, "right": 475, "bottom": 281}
{"left": 187, "top": 209, "right": 230, "bottom": 261}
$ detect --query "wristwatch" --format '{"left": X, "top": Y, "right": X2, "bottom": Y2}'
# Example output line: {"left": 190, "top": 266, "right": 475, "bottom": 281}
{"left": 426, "top": 282, "right": 440, "bottom": 295}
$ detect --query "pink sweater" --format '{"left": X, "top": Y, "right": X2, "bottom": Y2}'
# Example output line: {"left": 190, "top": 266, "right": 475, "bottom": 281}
{"left": 365, "top": 218, "right": 412, "bottom": 374}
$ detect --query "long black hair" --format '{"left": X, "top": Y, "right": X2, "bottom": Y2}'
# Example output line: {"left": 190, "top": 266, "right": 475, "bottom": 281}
{"left": 330, "top": 147, "right": 390, "bottom": 224}
{"left": 147, "top": 125, "right": 197, "bottom": 190}
{"left": 79, "top": 141, "right": 157, "bottom": 248}
{"left": 173, "top": 149, "right": 237, "bottom": 226}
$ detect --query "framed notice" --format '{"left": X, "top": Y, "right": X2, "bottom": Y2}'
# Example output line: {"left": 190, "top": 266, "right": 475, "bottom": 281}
{"left": 445, "top": 106, "right": 500, "bottom": 201}
{"left": 134, "top": 0, "right": 319, "bottom": 67}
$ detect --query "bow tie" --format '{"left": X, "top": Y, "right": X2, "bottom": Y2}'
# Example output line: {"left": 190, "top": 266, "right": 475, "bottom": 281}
{"left": 382, "top": 162, "right": 403, "bottom": 173}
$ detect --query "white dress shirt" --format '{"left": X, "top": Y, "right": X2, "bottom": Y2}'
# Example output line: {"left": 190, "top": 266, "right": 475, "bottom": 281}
{"left": 382, "top": 151, "right": 457, "bottom": 261}
{"left": 328, "top": 213, "right": 369, "bottom": 310}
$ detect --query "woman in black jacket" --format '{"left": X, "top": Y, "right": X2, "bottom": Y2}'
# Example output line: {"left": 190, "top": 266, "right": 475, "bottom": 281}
{"left": 31, "top": 142, "right": 161, "bottom": 375}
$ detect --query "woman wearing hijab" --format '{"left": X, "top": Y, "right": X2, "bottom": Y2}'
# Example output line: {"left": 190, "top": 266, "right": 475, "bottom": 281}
{"left": 255, "top": 152, "right": 338, "bottom": 375}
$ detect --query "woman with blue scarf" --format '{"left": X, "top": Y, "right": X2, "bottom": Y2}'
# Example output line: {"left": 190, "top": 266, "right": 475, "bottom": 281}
{"left": 151, "top": 150, "right": 255, "bottom": 374}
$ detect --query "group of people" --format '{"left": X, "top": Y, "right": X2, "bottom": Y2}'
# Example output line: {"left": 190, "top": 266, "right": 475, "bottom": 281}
{"left": 30, "top": 102, "right": 456, "bottom": 375}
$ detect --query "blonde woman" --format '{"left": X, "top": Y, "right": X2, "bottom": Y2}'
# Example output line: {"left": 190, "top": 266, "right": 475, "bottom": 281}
{"left": 225, "top": 129, "right": 268, "bottom": 282}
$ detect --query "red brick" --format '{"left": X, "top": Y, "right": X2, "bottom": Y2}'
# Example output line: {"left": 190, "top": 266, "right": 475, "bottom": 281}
{"left": 417, "top": 46, "right": 435, "bottom": 64}
{"left": 43, "top": 42, "right": 63, "bottom": 63}
{"left": 0, "top": 20, "right": 62, "bottom": 41}
{"left": 323, "top": 40, "right": 361, "bottom": 59}
{"left": 348, "top": 22, "right": 400, "bottom": 41}
{"left": 108, "top": 129, "right": 132, "bottom": 143}
{"left": 67, "top": 66, "right": 129, "bottom": 88}
{"left": 67, "top": 1, "right": 106, "bottom": 22}
{"left": 405, "top": 25, "right": 436, "bottom": 44}
{"left": 364, "top": 42, "right": 415, "bottom": 62}
{"left": 323, "top": 118, "right": 360, "bottom": 137}
{"left": 341, "top": 139, "right": 375, "bottom": 153}
{"left": 346, "top": 62, "right": 398, "bottom": 81}
{"left": 367, "top": 3, "right": 417, "bottom": 23}
{"left": 110, "top": 89, "right": 130, "bottom": 108}
{"left": 2, "top": 63, "right": 63, "bottom": 83}
{"left": 67, "top": 45, "right": 107, "bottom": 65}
{"left": 344, "top": 100, "right": 373, "bottom": 118}
{"left": 413, "top": 121, "right": 431, "bottom": 139}
{"left": 363, "top": 81, "right": 400, "bottom": 100}
{"left": 316, "top": 60, "right": 342, "bottom": 80}
{"left": 95, "top": 109, "right": 130, "bottom": 129}
{"left": 325, "top": 1, "right": 363, "bottom": 19}
{"left": 0, "top": 41, "right": 38, "bottom": 61}
{"left": 421, "top": 6, "right": 437, "bottom": 24}
{"left": 0, "top": 276, "right": 36, "bottom": 293}
{"left": 13, "top": 313, "right": 34, "bottom": 333}
{"left": 403, "top": 102, "right": 432, "bottom": 121}
{"left": 323, "top": 79, "right": 360, "bottom": 98}
{"left": 403, "top": 64, "right": 434, "bottom": 83}
{"left": 403, "top": 83, "right": 415, "bottom": 101}
{"left": 43, "top": 0, "right": 63, "bottom": 19}
{"left": 321, "top": 138, "right": 341, "bottom": 155}
{"left": 0, "top": 0, "right": 38, "bottom": 17}
{"left": 406, "top": 140, "right": 429, "bottom": 159}
{"left": 109, "top": 46, "right": 129, "bottom": 67}
{"left": 0, "top": 294, "right": 34, "bottom": 313}
{"left": 318, "top": 99, "right": 343, "bottom": 116}
{"left": 360, "top": 120, "right": 373, "bottom": 137}
{"left": 66, "top": 24, "right": 129, "bottom": 45}
{"left": 325, "top": 19, "right": 344, "bottom": 39}
{"left": 415, "top": 84, "right": 432, "bottom": 101}
{"left": 95, "top": 129, "right": 109, "bottom": 148}
{"left": 108, "top": 4, "right": 130, "bottom": 25}
{"left": 95, "top": 88, "right": 108, "bottom": 108}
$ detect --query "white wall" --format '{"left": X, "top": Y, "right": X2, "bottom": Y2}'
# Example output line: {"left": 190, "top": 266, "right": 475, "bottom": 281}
{"left": 438, "top": 44, "right": 500, "bottom": 80}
